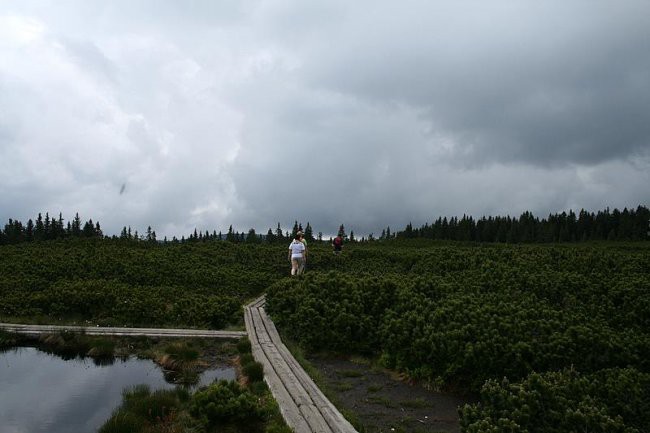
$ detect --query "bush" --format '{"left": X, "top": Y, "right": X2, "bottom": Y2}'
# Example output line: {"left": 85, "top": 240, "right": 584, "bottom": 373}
{"left": 243, "top": 361, "right": 265, "bottom": 383}
{"left": 239, "top": 353, "right": 255, "bottom": 365}
{"left": 99, "top": 385, "right": 184, "bottom": 432}
{"left": 98, "top": 411, "right": 145, "bottom": 433}
{"left": 122, "top": 385, "right": 182, "bottom": 423}
{"left": 460, "top": 368, "right": 650, "bottom": 433}
{"left": 0, "top": 330, "right": 17, "bottom": 349}
{"left": 162, "top": 342, "right": 199, "bottom": 369}
{"left": 87, "top": 338, "right": 115, "bottom": 358}
{"left": 189, "top": 380, "right": 265, "bottom": 427}
{"left": 236, "top": 337, "right": 252, "bottom": 354}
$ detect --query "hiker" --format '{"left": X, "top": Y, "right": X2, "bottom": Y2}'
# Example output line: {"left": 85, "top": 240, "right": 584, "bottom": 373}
{"left": 332, "top": 234, "right": 343, "bottom": 255}
{"left": 298, "top": 231, "right": 308, "bottom": 274}
{"left": 288, "top": 233, "right": 306, "bottom": 276}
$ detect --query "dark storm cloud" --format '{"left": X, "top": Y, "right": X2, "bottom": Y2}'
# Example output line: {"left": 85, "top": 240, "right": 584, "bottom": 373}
{"left": 0, "top": 0, "right": 648, "bottom": 237}
{"left": 273, "top": 0, "right": 650, "bottom": 167}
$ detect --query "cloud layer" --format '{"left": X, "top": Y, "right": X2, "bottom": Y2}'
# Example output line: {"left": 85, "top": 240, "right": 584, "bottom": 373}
{"left": 1, "top": 1, "right": 648, "bottom": 237}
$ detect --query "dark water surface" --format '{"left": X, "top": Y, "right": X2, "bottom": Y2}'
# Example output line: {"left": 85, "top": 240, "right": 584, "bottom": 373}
{"left": 0, "top": 346, "right": 235, "bottom": 433}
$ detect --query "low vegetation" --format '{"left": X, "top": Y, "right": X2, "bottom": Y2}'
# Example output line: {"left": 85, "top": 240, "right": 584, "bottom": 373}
{"left": 0, "top": 240, "right": 285, "bottom": 328}
{"left": 1, "top": 211, "right": 648, "bottom": 432}
{"left": 98, "top": 335, "right": 290, "bottom": 433}
{"left": 266, "top": 242, "right": 650, "bottom": 432}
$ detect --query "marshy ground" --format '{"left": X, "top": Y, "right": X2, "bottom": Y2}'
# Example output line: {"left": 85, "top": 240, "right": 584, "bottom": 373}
{"left": 308, "top": 354, "right": 472, "bottom": 433}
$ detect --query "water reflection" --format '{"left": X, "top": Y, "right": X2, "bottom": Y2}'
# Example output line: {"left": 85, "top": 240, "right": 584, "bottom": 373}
{"left": 0, "top": 346, "right": 235, "bottom": 433}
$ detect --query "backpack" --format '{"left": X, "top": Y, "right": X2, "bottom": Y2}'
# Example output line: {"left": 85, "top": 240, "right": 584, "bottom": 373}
{"left": 334, "top": 237, "right": 342, "bottom": 247}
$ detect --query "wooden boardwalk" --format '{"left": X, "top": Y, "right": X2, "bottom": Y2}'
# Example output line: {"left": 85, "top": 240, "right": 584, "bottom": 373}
{"left": 0, "top": 323, "right": 246, "bottom": 339}
{"left": 3, "top": 300, "right": 358, "bottom": 432}
{"left": 245, "top": 296, "right": 358, "bottom": 433}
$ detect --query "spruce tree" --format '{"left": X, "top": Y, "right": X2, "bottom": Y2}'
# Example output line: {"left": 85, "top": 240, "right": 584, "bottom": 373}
{"left": 275, "top": 223, "right": 283, "bottom": 243}
{"left": 266, "top": 228, "right": 275, "bottom": 243}
{"left": 44, "top": 213, "right": 51, "bottom": 240}
{"left": 25, "top": 219, "right": 34, "bottom": 241}
{"left": 82, "top": 219, "right": 95, "bottom": 237}
{"left": 35, "top": 213, "right": 44, "bottom": 241}
{"left": 246, "top": 228, "right": 259, "bottom": 243}
{"left": 72, "top": 213, "right": 82, "bottom": 237}
{"left": 226, "top": 225, "right": 235, "bottom": 242}
{"left": 57, "top": 213, "right": 65, "bottom": 239}
{"left": 304, "top": 222, "right": 314, "bottom": 241}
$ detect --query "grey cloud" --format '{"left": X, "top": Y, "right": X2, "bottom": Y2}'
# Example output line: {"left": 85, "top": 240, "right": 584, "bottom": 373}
{"left": 271, "top": 1, "right": 650, "bottom": 167}
{"left": 0, "top": 1, "right": 648, "bottom": 237}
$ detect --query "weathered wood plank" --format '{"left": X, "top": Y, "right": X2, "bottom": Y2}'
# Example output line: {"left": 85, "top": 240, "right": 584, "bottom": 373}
{"left": 257, "top": 306, "right": 357, "bottom": 433}
{"left": 0, "top": 323, "right": 245, "bottom": 339}
{"left": 247, "top": 298, "right": 320, "bottom": 431}
{"left": 250, "top": 308, "right": 315, "bottom": 406}
{"left": 249, "top": 301, "right": 332, "bottom": 432}
{"left": 246, "top": 303, "right": 310, "bottom": 432}
{"left": 244, "top": 296, "right": 359, "bottom": 433}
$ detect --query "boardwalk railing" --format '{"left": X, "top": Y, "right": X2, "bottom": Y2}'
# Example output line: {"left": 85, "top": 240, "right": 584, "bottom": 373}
{"left": 245, "top": 296, "right": 358, "bottom": 433}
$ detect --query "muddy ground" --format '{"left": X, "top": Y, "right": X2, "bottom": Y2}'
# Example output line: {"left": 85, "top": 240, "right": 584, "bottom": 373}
{"left": 308, "top": 354, "right": 473, "bottom": 433}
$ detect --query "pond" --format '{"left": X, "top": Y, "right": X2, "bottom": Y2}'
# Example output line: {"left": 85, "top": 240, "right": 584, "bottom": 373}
{"left": 0, "top": 346, "right": 236, "bottom": 433}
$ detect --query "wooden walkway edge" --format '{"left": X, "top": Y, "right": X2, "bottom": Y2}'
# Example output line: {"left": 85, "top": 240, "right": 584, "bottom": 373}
{"left": 3, "top": 299, "right": 359, "bottom": 432}
{"left": 245, "top": 296, "right": 359, "bottom": 433}
{"left": 0, "top": 323, "right": 246, "bottom": 339}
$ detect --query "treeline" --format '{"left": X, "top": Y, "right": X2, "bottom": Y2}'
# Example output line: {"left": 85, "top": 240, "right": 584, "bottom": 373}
{"left": 179, "top": 221, "right": 320, "bottom": 245}
{"left": 393, "top": 205, "right": 649, "bottom": 243}
{"left": 0, "top": 213, "right": 321, "bottom": 246}
{"left": 2, "top": 206, "right": 648, "bottom": 246}
{"left": 1, "top": 212, "right": 102, "bottom": 244}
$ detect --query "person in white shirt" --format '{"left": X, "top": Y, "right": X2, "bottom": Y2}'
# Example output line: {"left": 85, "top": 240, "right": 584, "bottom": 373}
{"left": 288, "top": 234, "right": 306, "bottom": 276}
{"left": 297, "top": 231, "right": 307, "bottom": 274}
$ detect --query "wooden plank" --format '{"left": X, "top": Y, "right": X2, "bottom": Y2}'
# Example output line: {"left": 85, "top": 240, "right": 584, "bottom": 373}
{"left": 250, "top": 304, "right": 336, "bottom": 433}
{"left": 0, "top": 323, "right": 245, "bottom": 339}
{"left": 246, "top": 295, "right": 266, "bottom": 310}
{"left": 251, "top": 305, "right": 338, "bottom": 433}
{"left": 246, "top": 307, "right": 309, "bottom": 432}
{"left": 247, "top": 303, "right": 314, "bottom": 432}
{"left": 245, "top": 296, "right": 358, "bottom": 433}
{"left": 257, "top": 307, "right": 358, "bottom": 433}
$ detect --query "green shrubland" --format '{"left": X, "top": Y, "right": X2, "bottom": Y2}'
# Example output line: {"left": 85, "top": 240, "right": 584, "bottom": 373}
{"left": 266, "top": 242, "right": 650, "bottom": 432}
{"left": 0, "top": 239, "right": 286, "bottom": 328}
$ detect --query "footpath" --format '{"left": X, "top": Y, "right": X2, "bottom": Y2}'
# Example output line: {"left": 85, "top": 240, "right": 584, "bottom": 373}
{"left": 245, "top": 296, "right": 358, "bottom": 433}
{"left": 2, "top": 299, "right": 359, "bottom": 433}
{"left": 0, "top": 323, "right": 245, "bottom": 339}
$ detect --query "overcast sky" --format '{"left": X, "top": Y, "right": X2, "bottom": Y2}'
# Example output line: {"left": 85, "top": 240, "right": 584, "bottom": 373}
{"left": 1, "top": 0, "right": 649, "bottom": 238}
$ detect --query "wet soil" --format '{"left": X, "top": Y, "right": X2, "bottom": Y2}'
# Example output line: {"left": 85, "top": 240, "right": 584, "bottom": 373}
{"left": 308, "top": 354, "right": 473, "bottom": 433}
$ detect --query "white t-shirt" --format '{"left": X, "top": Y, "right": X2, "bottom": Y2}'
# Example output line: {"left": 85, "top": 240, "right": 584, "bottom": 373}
{"left": 289, "top": 240, "right": 305, "bottom": 259}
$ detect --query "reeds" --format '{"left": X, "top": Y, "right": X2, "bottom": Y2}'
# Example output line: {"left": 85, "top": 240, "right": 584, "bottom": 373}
{"left": 99, "top": 385, "right": 188, "bottom": 433}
